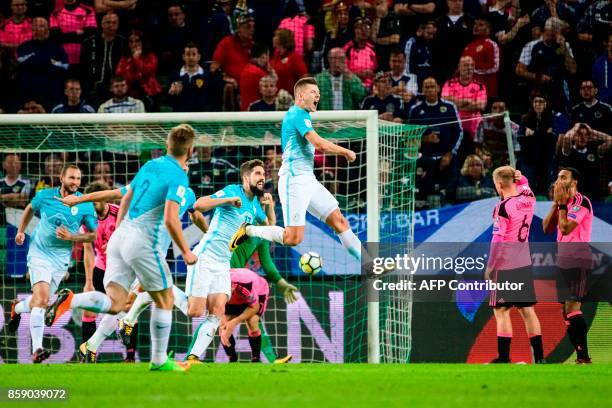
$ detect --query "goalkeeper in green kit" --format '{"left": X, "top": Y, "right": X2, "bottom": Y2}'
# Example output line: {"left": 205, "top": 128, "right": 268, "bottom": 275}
{"left": 118, "top": 235, "right": 297, "bottom": 363}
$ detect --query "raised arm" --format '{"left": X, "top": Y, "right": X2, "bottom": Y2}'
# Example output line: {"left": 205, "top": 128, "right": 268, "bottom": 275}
{"left": 194, "top": 195, "right": 242, "bottom": 213}
{"left": 55, "top": 188, "right": 124, "bottom": 207}
{"left": 15, "top": 204, "right": 34, "bottom": 245}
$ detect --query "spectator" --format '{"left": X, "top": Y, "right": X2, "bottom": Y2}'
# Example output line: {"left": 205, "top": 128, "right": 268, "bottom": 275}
{"left": 248, "top": 75, "right": 279, "bottom": 112}
{"left": 208, "top": 0, "right": 234, "bottom": 51}
{"left": 446, "top": 154, "right": 496, "bottom": 203}
{"left": 371, "top": 0, "right": 401, "bottom": 72}
{"left": 388, "top": 47, "right": 418, "bottom": 107}
{"left": 530, "top": 0, "right": 576, "bottom": 31}
{"left": 344, "top": 17, "right": 377, "bottom": 89}
{"left": 93, "top": 0, "right": 137, "bottom": 16}
{"left": 1, "top": 154, "right": 31, "bottom": 212}
{"left": 517, "top": 94, "right": 556, "bottom": 194}
{"left": 404, "top": 20, "right": 437, "bottom": 88}
{"left": 278, "top": 0, "right": 314, "bottom": 59}
{"left": 51, "top": 78, "right": 95, "bottom": 113}
{"left": 442, "top": 56, "right": 487, "bottom": 143}
{"left": 475, "top": 98, "right": 520, "bottom": 167}
{"left": 315, "top": 47, "right": 367, "bottom": 110}
{"left": 212, "top": 10, "right": 255, "bottom": 83}
{"left": 592, "top": 33, "right": 611, "bottom": 105}
{"left": 17, "top": 99, "right": 46, "bottom": 113}
{"left": 98, "top": 75, "right": 145, "bottom": 113}
{"left": 50, "top": 0, "right": 97, "bottom": 68}
{"left": 188, "top": 146, "right": 239, "bottom": 197}
{"left": 415, "top": 151, "right": 456, "bottom": 207}
{"left": 271, "top": 28, "right": 308, "bottom": 95}
{"left": 577, "top": 0, "right": 611, "bottom": 49}
{"left": 570, "top": 79, "right": 612, "bottom": 134}
{"left": 275, "top": 89, "right": 295, "bottom": 111}
{"left": 487, "top": 4, "right": 530, "bottom": 45}
{"left": 462, "top": 16, "right": 500, "bottom": 96}
{"left": 16, "top": 17, "right": 68, "bottom": 109}
{"left": 0, "top": 48, "right": 18, "bottom": 112}
{"left": 516, "top": 17, "right": 577, "bottom": 108}
{"left": 80, "top": 11, "right": 127, "bottom": 107}
{"left": 34, "top": 153, "right": 64, "bottom": 193}
{"left": 408, "top": 76, "right": 463, "bottom": 160}
{"left": 557, "top": 123, "right": 612, "bottom": 199}
{"left": 394, "top": 0, "right": 437, "bottom": 39}
{"left": 432, "top": 0, "right": 473, "bottom": 84}
{"left": 156, "top": 3, "right": 194, "bottom": 75}
{"left": 0, "top": 0, "right": 32, "bottom": 56}
{"left": 115, "top": 29, "right": 161, "bottom": 112}
{"left": 91, "top": 161, "right": 122, "bottom": 188}
{"left": 320, "top": 1, "right": 353, "bottom": 67}
{"left": 361, "top": 72, "right": 403, "bottom": 122}
{"left": 239, "top": 43, "right": 274, "bottom": 111}
{"left": 167, "top": 42, "right": 223, "bottom": 112}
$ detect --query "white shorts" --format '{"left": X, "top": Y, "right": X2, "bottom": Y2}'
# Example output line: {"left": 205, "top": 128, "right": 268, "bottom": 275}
{"left": 185, "top": 253, "right": 231, "bottom": 299}
{"left": 27, "top": 256, "right": 67, "bottom": 294}
{"left": 104, "top": 225, "right": 173, "bottom": 293}
{"left": 278, "top": 173, "right": 339, "bottom": 227}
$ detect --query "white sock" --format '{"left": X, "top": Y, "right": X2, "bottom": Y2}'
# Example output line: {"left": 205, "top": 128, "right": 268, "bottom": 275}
{"left": 150, "top": 308, "right": 172, "bottom": 366}
{"left": 123, "top": 292, "right": 152, "bottom": 326}
{"left": 71, "top": 292, "right": 111, "bottom": 314}
{"left": 15, "top": 296, "right": 32, "bottom": 314}
{"left": 87, "top": 312, "right": 125, "bottom": 351}
{"left": 246, "top": 225, "right": 285, "bottom": 245}
{"left": 30, "top": 307, "right": 45, "bottom": 353}
{"left": 338, "top": 229, "right": 362, "bottom": 261}
{"left": 187, "top": 315, "right": 220, "bottom": 358}
{"left": 172, "top": 286, "right": 188, "bottom": 316}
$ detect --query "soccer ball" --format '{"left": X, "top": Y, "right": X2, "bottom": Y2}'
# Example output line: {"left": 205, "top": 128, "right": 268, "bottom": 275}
{"left": 299, "top": 251, "right": 323, "bottom": 275}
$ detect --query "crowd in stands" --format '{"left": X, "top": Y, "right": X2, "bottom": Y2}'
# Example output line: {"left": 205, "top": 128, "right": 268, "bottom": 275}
{"left": 0, "top": 0, "right": 611, "bottom": 208}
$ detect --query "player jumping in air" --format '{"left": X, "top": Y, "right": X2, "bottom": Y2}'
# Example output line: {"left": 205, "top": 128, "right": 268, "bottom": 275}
{"left": 542, "top": 167, "right": 594, "bottom": 364}
{"left": 230, "top": 77, "right": 365, "bottom": 263}
{"left": 486, "top": 167, "right": 545, "bottom": 364}
{"left": 7, "top": 164, "right": 97, "bottom": 363}
{"left": 45, "top": 124, "right": 198, "bottom": 372}
{"left": 220, "top": 268, "right": 270, "bottom": 362}
{"left": 183, "top": 159, "right": 274, "bottom": 363}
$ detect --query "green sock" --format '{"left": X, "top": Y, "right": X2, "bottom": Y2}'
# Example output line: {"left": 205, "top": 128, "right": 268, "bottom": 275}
{"left": 259, "top": 322, "right": 277, "bottom": 362}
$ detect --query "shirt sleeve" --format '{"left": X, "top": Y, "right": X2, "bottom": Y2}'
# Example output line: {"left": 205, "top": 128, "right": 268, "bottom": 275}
{"left": 166, "top": 172, "right": 189, "bottom": 205}
{"left": 294, "top": 109, "right": 314, "bottom": 137}
{"left": 82, "top": 204, "right": 98, "bottom": 231}
{"left": 211, "top": 185, "right": 235, "bottom": 199}
{"left": 567, "top": 205, "right": 589, "bottom": 225}
{"left": 257, "top": 239, "right": 283, "bottom": 284}
{"left": 185, "top": 188, "right": 196, "bottom": 213}
{"left": 518, "top": 43, "right": 532, "bottom": 66}
{"left": 30, "top": 189, "right": 46, "bottom": 212}
{"left": 255, "top": 202, "right": 267, "bottom": 224}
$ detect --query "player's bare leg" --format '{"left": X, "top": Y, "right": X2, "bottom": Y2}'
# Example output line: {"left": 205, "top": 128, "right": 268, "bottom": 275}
{"left": 564, "top": 300, "right": 591, "bottom": 363}
{"left": 221, "top": 314, "right": 238, "bottom": 362}
{"left": 187, "top": 296, "right": 207, "bottom": 318}
{"left": 187, "top": 293, "right": 227, "bottom": 362}
{"left": 492, "top": 307, "right": 512, "bottom": 363}
{"left": 518, "top": 306, "right": 545, "bottom": 363}
{"left": 30, "top": 282, "right": 51, "bottom": 363}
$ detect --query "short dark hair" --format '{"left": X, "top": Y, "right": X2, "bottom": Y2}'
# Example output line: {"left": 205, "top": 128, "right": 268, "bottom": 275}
{"left": 240, "top": 159, "right": 265, "bottom": 179}
{"left": 85, "top": 180, "right": 111, "bottom": 194}
{"left": 61, "top": 163, "right": 80, "bottom": 176}
{"left": 64, "top": 78, "right": 80, "bottom": 87}
{"left": 184, "top": 42, "right": 200, "bottom": 53}
{"left": 561, "top": 167, "right": 581, "bottom": 183}
{"left": 111, "top": 75, "right": 126, "bottom": 84}
{"left": 294, "top": 77, "right": 318, "bottom": 95}
{"left": 251, "top": 43, "right": 269, "bottom": 59}
{"left": 389, "top": 46, "right": 405, "bottom": 58}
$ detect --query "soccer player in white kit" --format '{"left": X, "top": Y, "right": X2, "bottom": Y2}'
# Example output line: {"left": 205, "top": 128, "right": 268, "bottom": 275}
{"left": 232, "top": 77, "right": 365, "bottom": 262}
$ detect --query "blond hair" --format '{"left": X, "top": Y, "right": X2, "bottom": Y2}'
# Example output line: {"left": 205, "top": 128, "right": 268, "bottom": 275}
{"left": 167, "top": 124, "right": 196, "bottom": 156}
{"left": 492, "top": 165, "right": 516, "bottom": 187}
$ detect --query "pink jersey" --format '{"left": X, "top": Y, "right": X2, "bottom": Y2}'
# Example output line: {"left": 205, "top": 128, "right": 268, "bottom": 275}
{"left": 278, "top": 15, "right": 314, "bottom": 58}
{"left": 50, "top": 5, "right": 97, "bottom": 64}
{"left": 93, "top": 203, "right": 119, "bottom": 270}
{"left": 227, "top": 268, "right": 269, "bottom": 307}
{"left": 557, "top": 193, "right": 593, "bottom": 268}
{"left": 0, "top": 18, "right": 32, "bottom": 50}
{"left": 488, "top": 176, "right": 534, "bottom": 270}
{"left": 441, "top": 78, "right": 487, "bottom": 137}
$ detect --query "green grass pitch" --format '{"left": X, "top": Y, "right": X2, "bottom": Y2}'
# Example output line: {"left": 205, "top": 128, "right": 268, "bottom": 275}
{"left": 1, "top": 363, "right": 611, "bottom": 407}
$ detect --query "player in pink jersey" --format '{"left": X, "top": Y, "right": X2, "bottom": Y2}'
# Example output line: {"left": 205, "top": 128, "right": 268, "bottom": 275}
{"left": 485, "top": 166, "right": 544, "bottom": 363}
{"left": 217, "top": 268, "right": 270, "bottom": 363}
{"left": 543, "top": 167, "right": 594, "bottom": 364}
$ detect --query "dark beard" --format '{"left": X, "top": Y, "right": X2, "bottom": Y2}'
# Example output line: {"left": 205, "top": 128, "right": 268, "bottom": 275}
{"left": 250, "top": 183, "right": 264, "bottom": 197}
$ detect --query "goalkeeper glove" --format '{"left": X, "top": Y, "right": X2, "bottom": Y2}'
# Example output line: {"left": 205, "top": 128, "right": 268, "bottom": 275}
{"left": 277, "top": 278, "right": 298, "bottom": 303}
